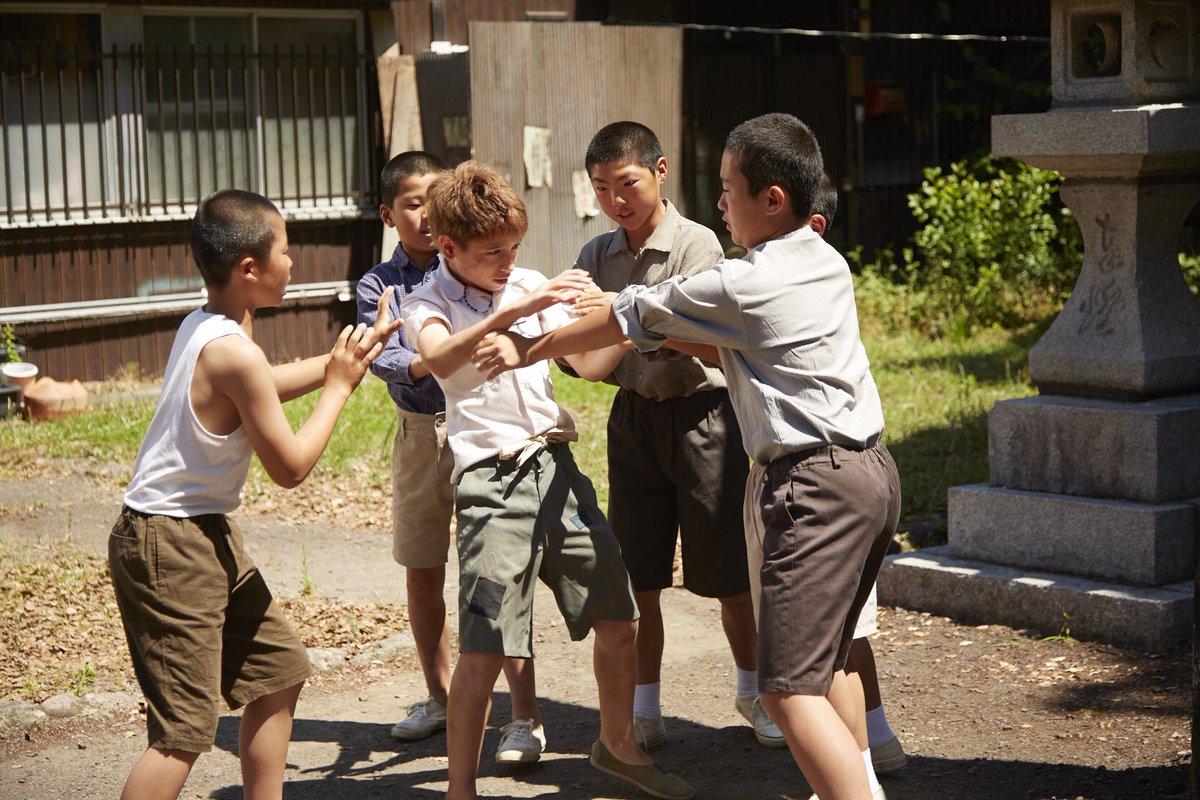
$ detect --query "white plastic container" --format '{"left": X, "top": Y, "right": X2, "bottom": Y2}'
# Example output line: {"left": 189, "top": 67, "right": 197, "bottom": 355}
{"left": 1, "top": 362, "right": 39, "bottom": 389}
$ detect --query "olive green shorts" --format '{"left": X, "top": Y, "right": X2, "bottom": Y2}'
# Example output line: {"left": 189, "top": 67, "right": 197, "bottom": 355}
{"left": 108, "top": 507, "right": 312, "bottom": 753}
{"left": 454, "top": 442, "right": 638, "bottom": 658}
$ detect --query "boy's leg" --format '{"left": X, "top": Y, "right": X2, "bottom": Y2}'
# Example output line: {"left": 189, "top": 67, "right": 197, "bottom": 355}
{"left": 119, "top": 749, "right": 199, "bottom": 800}
{"left": 592, "top": 618, "right": 652, "bottom": 765}
{"left": 762, "top": 685, "right": 872, "bottom": 800}
{"left": 537, "top": 443, "right": 693, "bottom": 798}
{"left": 849, "top": 637, "right": 907, "bottom": 773}
{"left": 406, "top": 563, "right": 452, "bottom": 707}
{"left": 391, "top": 409, "right": 456, "bottom": 739}
{"left": 758, "top": 443, "right": 900, "bottom": 799}
{"left": 239, "top": 681, "right": 303, "bottom": 800}
{"left": 447, "top": 652, "right": 504, "bottom": 799}
{"left": 495, "top": 657, "right": 546, "bottom": 763}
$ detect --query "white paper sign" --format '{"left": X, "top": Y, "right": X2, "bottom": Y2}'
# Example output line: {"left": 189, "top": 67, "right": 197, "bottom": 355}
{"left": 523, "top": 126, "right": 552, "bottom": 189}
{"left": 572, "top": 170, "right": 599, "bottom": 219}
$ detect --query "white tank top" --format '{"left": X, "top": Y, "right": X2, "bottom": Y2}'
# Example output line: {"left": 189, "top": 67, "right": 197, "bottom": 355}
{"left": 123, "top": 308, "right": 254, "bottom": 517}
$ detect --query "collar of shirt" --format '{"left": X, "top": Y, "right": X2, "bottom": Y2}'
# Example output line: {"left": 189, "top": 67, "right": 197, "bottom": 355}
{"left": 389, "top": 243, "right": 441, "bottom": 285}
{"left": 752, "top": 224, "right": 818, "bottom": 255}
{"left": 431, "top": 260, "right": 499, "bottom": 312}
{"left": 605, "top": 199, "right": 682, "bottom": 259}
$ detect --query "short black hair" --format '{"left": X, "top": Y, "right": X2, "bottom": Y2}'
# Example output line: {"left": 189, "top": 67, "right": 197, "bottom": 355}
{"left": 724, "top": 113, "right": 823, "bottom": 219}
{"left": 585, "top": 121, "right": 663, "bottom": 174}
{"left": 812, "top": 172, "right": 837, "bottom": 224}
{"left": 190, "top": 190, "right": 280, "bottom": 286}
{"left": 380, "top": 151, "right": 446, "bottom": 206}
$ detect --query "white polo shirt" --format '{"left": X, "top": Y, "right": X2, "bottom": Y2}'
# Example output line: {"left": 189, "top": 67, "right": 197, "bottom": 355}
{"left": 400, "top": 264, "right": 577, "bottom": 481}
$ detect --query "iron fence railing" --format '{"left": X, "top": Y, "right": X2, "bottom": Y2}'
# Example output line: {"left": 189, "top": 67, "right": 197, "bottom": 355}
{"left": 0, "top": 42, "right": 378, "bottom": 227}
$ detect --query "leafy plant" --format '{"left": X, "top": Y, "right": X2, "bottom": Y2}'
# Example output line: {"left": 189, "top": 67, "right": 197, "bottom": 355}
{"left": 2, "top": 324, "right": 20, "bottom": 364}
{"left": 68, "top": 661, "right": 97, "bottom": 696}
{"left": 856, "top": 157, "right": 1082, "bottom": 338}
{"left": 299, "top": 543, "right": 316, "bottom": 598}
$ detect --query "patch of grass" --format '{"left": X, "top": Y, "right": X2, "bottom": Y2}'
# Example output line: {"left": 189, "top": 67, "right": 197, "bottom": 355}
{"left": 868, "top": 324, "right": 1037, "bottom": 537}
{"left": 0, "top": 327, "right": 1040, "bottom": 547}
{"left": 0, "top": 396, "right": 154, "bottom": 478}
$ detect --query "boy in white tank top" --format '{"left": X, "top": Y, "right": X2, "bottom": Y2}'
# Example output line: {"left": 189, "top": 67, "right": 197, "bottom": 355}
{"left": 110, "top": 189, "right": 400, "bottom": 800}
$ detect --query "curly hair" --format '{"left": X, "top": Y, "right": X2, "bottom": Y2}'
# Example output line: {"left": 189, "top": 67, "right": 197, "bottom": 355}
{"left": 426, "top": 161, "right": 528, "bottom": 245}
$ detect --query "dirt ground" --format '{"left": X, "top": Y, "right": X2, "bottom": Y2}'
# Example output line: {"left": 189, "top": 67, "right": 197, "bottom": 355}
{"left": 0, "top": 471, "right": 1191, "bottom": 800}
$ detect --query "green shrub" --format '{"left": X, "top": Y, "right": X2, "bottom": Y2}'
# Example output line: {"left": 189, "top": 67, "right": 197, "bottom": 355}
{"left": 854, "top": 157, "right": 1082, "bottom": 338}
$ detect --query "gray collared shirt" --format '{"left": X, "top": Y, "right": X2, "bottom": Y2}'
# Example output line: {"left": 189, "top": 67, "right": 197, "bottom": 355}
{"left": 574, "top": 200, "right": 726, "bottom": 400}
{"left": 612, "top": 225, "right": 884, "bottom": 464}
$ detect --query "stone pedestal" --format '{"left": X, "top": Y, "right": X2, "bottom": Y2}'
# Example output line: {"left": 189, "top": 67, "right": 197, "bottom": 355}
{"left": 881, "top": 0, "right": 1200, "bottom": 652}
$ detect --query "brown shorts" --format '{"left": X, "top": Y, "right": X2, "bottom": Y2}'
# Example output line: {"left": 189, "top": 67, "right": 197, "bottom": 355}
{"left": 391, "top": 408, "right": 455, "bottom": 568}
{"left": 606, "top": 388, "right": 750, "bottom": 598}
{"left": 108, "top": 507, "right": 312, "bottom": 753}
{"left": 751, "top": 442, "right": 900, "bottom": 696}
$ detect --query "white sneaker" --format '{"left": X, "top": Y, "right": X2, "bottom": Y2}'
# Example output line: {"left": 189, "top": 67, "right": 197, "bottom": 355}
{"left": 389, "top": 698, "right": 447, "bottom": 740}
{"left": 495, "top": 718, "right": 547, "bottom": 763}
{"left": 735, "top": 694, "right": 787, "bottom": 749}
{"left": 633, "top": 713, "right": 667, "bottom": 750}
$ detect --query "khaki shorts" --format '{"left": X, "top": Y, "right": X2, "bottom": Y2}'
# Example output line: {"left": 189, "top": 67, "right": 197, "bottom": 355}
{"left": 108, "top": 507, "right": 312, "bottom": 753}
{"left": 454, "top": 442, "right": 639, "bottom": 657}
{"left": 744, "top": 463, "right": 879, "bottom": 638}
{"left": 392, "top": 408, "right": 455, "bottom": 568}
{"left": 746, "top": 442, "right": 900, "bottom": 696}
{"left": 607, "top": 388, "right": 750, "bottom": 598}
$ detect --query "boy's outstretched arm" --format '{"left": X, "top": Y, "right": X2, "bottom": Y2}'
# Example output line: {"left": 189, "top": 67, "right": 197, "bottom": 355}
{"left": 270, "top": 286, "right": 402, "bottom": 402}
{"left": 473, "top": 305, "right": 627, "bottom": 379}
{"left": 416, "top": 269, "right": 593, "bottom": 378}
{"left": 205, "top": 321, "right": 385, "bottom": 488}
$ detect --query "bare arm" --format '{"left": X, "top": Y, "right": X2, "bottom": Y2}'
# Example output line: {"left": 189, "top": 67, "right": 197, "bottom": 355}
{"left": 472, "top": 305, "right": 628, "bottom": 379}
{"left": 206, "top": 323, "right": 384, "bottom": 488}
{"left": 419, "top": 270, "right": 593, "bottom": 378}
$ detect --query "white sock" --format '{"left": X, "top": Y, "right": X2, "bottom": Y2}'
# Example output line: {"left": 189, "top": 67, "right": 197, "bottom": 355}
{"left": 633, "top": 682, "right": 661, "bottom": 719}
{"left": 736, "top": 668, "right": 758, "bottom": 698}
{"left": 866, "top": 705, "right": 896, "bottom": 747}
{"left": 862, "top": 748, "right": 881, "bottom": 792}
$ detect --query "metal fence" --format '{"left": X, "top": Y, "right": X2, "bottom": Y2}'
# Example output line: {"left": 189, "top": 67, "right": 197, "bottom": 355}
{"left": 0, "top": 42, "right": 378, "bottom": 227}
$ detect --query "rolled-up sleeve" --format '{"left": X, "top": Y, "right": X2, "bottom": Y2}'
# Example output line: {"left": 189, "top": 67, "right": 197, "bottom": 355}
{"left": 612, "top": 266, "right": 750, "bottom": 352}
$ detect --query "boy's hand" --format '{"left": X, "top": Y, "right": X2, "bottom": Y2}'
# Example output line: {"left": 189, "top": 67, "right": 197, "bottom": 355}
{"left": 324, "top": 316, "right": 388, "bottom": 395}
{"left": 504, "top": 269, "right": 593, "bottom": 319}
{"left": 571, "top": 286, "right": 617, "bottom": 318}
{"left": 365, "top": 285, "right": 404, "bottom": 350}
{"left": 472, "top": 331, "right": 531, "bottom": 379}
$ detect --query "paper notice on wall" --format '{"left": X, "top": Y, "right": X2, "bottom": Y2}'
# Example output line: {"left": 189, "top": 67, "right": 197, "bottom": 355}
{"left": 523, "top": 126, "right": 552, "bottom": 189}
{"left": 572, "top": 170, "right": 599, "bottom": 219}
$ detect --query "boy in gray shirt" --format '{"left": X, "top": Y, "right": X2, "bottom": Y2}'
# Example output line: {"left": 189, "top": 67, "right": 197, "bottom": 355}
{"left": 572, "top": 121, "right": 779, "bottom": 750}
{"left": 473, "top": 113, "right": 901, "bottom": 800}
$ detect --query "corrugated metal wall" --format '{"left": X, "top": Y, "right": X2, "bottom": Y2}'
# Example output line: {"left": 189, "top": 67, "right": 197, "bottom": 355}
{"left": 3, "top": 219, "right": 379, "bottom": 381}
{"left": 469, "top": 21, "right": 683, "bottom": 275}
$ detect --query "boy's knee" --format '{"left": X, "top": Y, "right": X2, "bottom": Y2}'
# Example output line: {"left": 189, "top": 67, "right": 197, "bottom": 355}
{"left": 406, "top": 564, "right": 446, "bottom": 597}
{"left": 593, "top": 618, "right": 638, "bottom": 647}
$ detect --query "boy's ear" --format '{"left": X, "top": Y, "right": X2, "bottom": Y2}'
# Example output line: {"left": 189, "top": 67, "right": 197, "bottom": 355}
{"left": 237, "top": 253, "right": 258, "bottom": 281}
{"left": 763, "top": 185, "right": 788, "bottom": 218}
{"left": 809, "top": 213, "right": 828, "bottom": 237}
{"left": 437, "top": 234, "right": 457, "bottom": 260}
{"left": 380, "top": 204, "right": 395, "bottom": 228}
{"left": 655, "top": 156, "right": 668, "bottom": 184}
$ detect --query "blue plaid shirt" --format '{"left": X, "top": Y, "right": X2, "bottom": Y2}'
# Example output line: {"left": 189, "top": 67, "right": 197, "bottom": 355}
{"left": 356, "top": 244, "right": 445, "bottom": 414}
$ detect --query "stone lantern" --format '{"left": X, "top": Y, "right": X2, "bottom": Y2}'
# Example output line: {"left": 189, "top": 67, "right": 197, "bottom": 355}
{"left": 881, "top": 0, "right": 1200, "bottom": 651}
